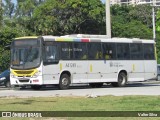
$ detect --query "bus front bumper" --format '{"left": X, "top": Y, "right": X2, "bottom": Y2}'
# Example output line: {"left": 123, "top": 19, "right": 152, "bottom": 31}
{"left": 10, "top": 76, "right": 43, "bottom": 86}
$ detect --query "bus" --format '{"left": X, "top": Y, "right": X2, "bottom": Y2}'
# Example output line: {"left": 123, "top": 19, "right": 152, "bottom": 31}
{"left": 10, "top": 35, "right": 157, "bottom": 90}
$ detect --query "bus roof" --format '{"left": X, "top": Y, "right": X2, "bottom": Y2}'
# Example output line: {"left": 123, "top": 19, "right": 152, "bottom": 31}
{"left": 15, "top": 36, "right": 38, "bottom": 40}
{"left": 13, "top": 35, "right": 154, "bottom": 44}
{"left": 42, "top": 35, "right": 155, "bottom": 44}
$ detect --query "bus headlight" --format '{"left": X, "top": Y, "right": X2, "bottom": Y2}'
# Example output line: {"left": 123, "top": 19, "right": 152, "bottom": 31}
{"left": 10, "top": 73, "right": 16, "bottom": 78}
{"left": 32, "top": 70, "right": 41, "bottom": 78}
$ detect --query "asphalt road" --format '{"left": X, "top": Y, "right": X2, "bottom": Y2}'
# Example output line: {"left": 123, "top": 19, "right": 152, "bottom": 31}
{"left": 0, "top": 80, "right": 160, "bottom": 98}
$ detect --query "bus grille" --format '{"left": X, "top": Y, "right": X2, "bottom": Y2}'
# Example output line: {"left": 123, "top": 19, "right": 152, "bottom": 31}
{"left": 11, "top": 69, "right": 37, "bottom": 77}
{"left": 19, "top": 80, "right": 30, "bottom": 82}
{"left": 14, "top": 71, "right": 33, "bottom": 74}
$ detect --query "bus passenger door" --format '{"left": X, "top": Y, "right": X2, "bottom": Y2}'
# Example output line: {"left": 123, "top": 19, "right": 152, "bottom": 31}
{"left": 43, "top": 64, "right": 60, "bottom": 84}
{"left": 42, "top": 43, "right": 60, "bottom": 85}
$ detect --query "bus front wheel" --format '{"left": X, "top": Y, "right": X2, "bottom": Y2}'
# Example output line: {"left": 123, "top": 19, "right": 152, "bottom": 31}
{"left": 111, "top": 72, "right": 127, "bottom": 87}
{"left": 59, "top": 74, "right": 70, "bottom": 90}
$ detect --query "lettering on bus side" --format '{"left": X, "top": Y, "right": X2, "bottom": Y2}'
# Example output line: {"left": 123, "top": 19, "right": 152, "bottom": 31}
{"left": 109, "top": 62, "right": 124, "bottom": 67}
{"left": 66, "top": 63, "right": 77, "bottom": 68}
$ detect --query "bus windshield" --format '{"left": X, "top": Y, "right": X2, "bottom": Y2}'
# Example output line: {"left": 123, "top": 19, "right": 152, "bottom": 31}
{"left": 11, "top": 39, "right": 41, "bottom": 69}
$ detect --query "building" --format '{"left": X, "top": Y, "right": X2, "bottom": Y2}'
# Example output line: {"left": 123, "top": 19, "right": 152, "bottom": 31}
{"left": 110, "top": 0, "right": 160, "bottom": 5}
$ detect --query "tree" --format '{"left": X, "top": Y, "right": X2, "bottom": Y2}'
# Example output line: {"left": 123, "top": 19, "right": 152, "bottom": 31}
{"left": 111, "top": 15, "right": 152, "bottom": 39}
{"left": 0, "top": 26, "right": 22, "bottom": 71}
{"left": 12, "top": 0, "right": 47, "bottom": 36}
{"left": 3, "top": 0, "right": 14, "bottom": 19}
{"left": 111, "top": 5, "right": 152, "bottom": 39}
{"left": 128, "top": 5, "right": 152, "bottom": 28}
{"left": 0, "top": 48, "right": 10, "bottom": 72}
{"left": 16, "top": 0, "right": 36, "bottom": 17}
{"left": 0, "top": 0, "right": 2, "bottom": 28}
{"left": 156, "top": 9, "right": 160, "bottom": 32}
{"left": 33, "top": 0, "right": 105, "bottom": 35}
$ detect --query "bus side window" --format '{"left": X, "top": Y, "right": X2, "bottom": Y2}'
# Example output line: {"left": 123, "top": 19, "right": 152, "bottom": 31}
{"left": 61, "top": 43, "right": 73, "bottom": 60}
{"left": 73, "top": 43, "right": 88, "bottom": 60}
{"left": 117, "top": 43, "right": 130, "bottom": 60}
{"left": 143, "top": 44, "right": 155, "bottom": 60}
{"left": 43, "top": 42, "right": 59, "bottom": 64}
{"left": 45, "top": 46, "right": 57, "bottom": 60}
{"left": 88, "top": 43, "right": 102, "bottom": 60}
{"left": 102, "top": 43, "right": 116, "bottom": 60}
{"left": 95, "top": 51, "right": 102, "bottom": 59}
{"left": 130, "top": 43, "right": 143, "bottom": 60}
{"left": 105, "top": 54, "right": 110, "bottom": 60}
{"left": 81, "top": 55, "right": 87, "bottom": 60}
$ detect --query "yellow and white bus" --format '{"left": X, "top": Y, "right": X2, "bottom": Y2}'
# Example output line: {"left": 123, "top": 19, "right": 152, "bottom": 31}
{"left": 10, "top": 35, "right": 157, "bottom": 90}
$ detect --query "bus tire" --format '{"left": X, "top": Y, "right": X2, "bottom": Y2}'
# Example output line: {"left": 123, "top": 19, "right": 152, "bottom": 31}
{"left": 111, "top": 72, "right": 127, "bottom": 87}
{"left": 31, "top": 85, "right": 42, "bottom": 90}
{"left": 89, "top": 83, "right": 103, "bottom": 88}
{"left": 59, "top": 74, "right": 70, "bottom": 90}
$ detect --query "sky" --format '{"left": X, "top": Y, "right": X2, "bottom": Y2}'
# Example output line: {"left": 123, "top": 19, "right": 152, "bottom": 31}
{"left": 102, "top": 0, "right": 106, "bottom": 3}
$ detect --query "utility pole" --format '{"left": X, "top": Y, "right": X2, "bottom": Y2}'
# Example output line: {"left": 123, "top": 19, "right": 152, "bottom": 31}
{"left": 0, "top": 0, "right": 1, "bottom": 7}
{"left": 152, "top": 0, "right": 156, "bottom": 42}
{"left": 0, "top": 0, "right": 2, "bottom": 28}
{"left": 106, "top": 0, "right": 111, "bottom": 38}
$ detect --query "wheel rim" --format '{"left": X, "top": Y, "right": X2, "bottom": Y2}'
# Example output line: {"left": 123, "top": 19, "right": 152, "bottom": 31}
{"left": 62, "top": 78, "right": 68, "bottom": 86}
{"left": 119, "top": 74, "right": 126, "bottom": 85}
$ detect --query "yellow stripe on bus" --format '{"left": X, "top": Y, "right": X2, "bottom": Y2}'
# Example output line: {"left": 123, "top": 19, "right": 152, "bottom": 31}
{"left": 56, "top": 38, "right": 73, "bottom": 41}
{"left": 90, "top": 64, "right": 93, "bottom": 72}
{"left": 132, "top": 64, "right": 135, "bottom": 71}
{"left": 15, "top": 36, "right": 38, "bottom": 40}
{"left": 155, "top": 44, "right": 157, "bottom": 60}
{"left": 60, "top": 63, "right": 62, "bottom": 71}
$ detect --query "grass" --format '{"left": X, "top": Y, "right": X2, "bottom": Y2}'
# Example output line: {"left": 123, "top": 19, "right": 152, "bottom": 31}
{"left": 0, "top": 95, "right": 160, "bottom": 120}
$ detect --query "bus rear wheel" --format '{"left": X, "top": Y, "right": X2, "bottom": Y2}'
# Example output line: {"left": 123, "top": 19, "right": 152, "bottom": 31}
{"left": 89, "top": 83, "right": 103, "bottom": 88}
{"left": 59, "top": 74, "right": 70, "bottom": 90}
{"left": 111, "top": 72, "right": 127, "bottom": 87}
